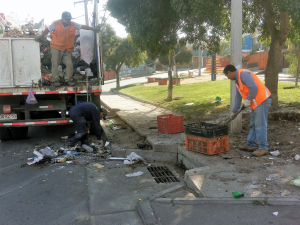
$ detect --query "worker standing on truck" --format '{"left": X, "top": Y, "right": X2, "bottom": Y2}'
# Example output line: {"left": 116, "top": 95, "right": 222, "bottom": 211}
{"left": 223, "top": 65, "right": 272, "bottom": 157}
{"left": 67, "top": 102, "right": 107, "bottom": 147}
{"left": 35, "top": 11, "right": 100, "bottom": 87}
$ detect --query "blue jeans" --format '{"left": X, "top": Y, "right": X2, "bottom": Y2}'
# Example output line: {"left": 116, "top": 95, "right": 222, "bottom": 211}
{"left": 246, "top": 98, "right": 272, "bottom": 151}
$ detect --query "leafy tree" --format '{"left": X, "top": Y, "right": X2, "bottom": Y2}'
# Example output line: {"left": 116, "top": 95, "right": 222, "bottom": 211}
{"left": 172, "top": 0, "right": 300, "bottom": 107}
{"left": 159, "top": 46, "right": 193, "bottom": 66}
{"left": 107, "top": 0, "right": 181, "bottom": 101}
{"left": 105, "top": 36, "right": 147, "bottom": 88}
{"left": 144, "top": 58, "right": 156, "bottom": 68}
{"left": 285, "top": 37, "right": 300, "bottom": 87}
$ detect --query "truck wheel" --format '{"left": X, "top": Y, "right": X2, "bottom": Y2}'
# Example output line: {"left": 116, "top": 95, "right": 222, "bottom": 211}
{"left": 10, "top": 127, "right": 28, "bottom": 140}
{"left": 0, "top": 128, "right": 12, "bottom": 141}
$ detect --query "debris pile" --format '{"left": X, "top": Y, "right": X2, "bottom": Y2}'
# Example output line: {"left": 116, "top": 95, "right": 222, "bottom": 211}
{"left": 26, "top": 142, "right": 111, "bottom": 166}
{"left": 1, "top": 12, "right": 99, "bottom": 87}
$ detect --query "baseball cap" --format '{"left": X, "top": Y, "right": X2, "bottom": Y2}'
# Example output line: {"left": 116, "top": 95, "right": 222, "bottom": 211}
{"left": 62, "top": 11, "right": 72, "bottom": 20}
{"left": 100, "top": 108, "right": 107, "bottom": 120}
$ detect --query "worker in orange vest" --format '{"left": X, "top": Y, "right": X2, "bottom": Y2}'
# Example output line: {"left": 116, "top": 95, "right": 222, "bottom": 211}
{"left": 223, "top": 65, "right": 272, "bottom": 157}
{"left": 35, "top": 11, "right": 100, "bottom": 87}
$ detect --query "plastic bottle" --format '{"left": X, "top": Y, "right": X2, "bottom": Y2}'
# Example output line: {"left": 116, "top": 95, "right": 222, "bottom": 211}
{"left": 62, "top": 151, "right": 81, "bottom": 156}
{"left": 232, "top": 192, "right": 244, "bottom": 199}
{"left": 51, "top": 158, "right": 66, "bottom": 163}
{"left": 82, "top": 144, "right": 94, "bottom": 153}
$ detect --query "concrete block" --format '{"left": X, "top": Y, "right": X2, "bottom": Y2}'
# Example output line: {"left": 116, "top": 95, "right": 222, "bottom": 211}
{"left": 184, "top": 166, "right": 211, "bottom": 197}
{"left": 137, "top": 200, "right": 158, "bottom": 225}
{"left": 177, "top": 154, "right": 197, "bottom": 170}
{"left": 147, "top": 136, "right": 179, "bottom": 153}
{"left": 178, "top": 145, "right": 207, "bottom": 168}
{"left": 148, "top": 184, "right": 185, "bottom": 201}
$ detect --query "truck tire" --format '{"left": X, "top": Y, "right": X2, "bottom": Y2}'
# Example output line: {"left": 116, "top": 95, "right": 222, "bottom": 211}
{"left": 10, "top": 127, "right": 28, "bottom": 140}
{"left": 0, "top": 128, "right": 12, "bottom": 141}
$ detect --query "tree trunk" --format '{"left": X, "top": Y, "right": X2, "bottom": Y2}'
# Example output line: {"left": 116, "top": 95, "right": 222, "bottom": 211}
{"left": 166, "top": 53, "right": 173, "bottom": 102}
{"left": 295, "top": 50, "right": 300, "bottom": 88}
{"left": 265, "top": 38, "right": 283, "bottom": 108}
{"left": 116, "top": 70, "right": 120, "bottom": 88}
{"left": 261, "top": 1, "right": 291, "bottom": 108}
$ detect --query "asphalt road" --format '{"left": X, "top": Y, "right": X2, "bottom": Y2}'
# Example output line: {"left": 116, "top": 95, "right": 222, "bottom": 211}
{"left": 0, "top": 125, "right": 91, "bottom": 225}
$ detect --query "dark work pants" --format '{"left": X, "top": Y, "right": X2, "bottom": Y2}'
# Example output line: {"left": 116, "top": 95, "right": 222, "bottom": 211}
{"left": 69, "top": 112, "right": 88, "bottom": 143}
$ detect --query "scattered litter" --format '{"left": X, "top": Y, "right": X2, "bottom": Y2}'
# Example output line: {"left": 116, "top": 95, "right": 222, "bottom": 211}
{"left": 109, "top": 120, "right": 114, "bottom": 125}
{"left": 290, "top": 176, "right": 300, "bottom": 187}
{"left": 39, "top": 147, "right": 57, "bottom": 157}
{"left": 269, "top": 158, "right": 274, "bottom": 160}
{"left": 61, "top": 136, "right": 68, "bottom": 139}
{"left": 27, "top": 150, "right": 44, "bottom": 165}
{"left": 126, "top": 171, "right": 144, "bottom": 177}
{"left": 149, "top": 127, "right": 157, "bottom": 129}
{"left": 82, "top": 144, "right": 93, "bottom": 153}
{"left": 111, "top": 126, "right": 120, "bottom": 131}
{"left": 105, "top": 142, "right": 110, "bottom": 147}
{"left": 185, "top": 103, "right": 194, "bottom": 105}
{"left": 124, "top": 152, "right": 146, "bottom": 165}
{"left": 294, "top": 155, "right": 300, "bottom": 160}
{"left": 281, "top": 190, "right": 291, "bottom": 196}
{"left": 273, "top": 212, "right": 278, "bottom": 216}
{"left": 232, "top": 192, "right": 244, "bottom": 198}
{"left": 270, "top": 150, "right": 280, "bottom": 156}
{"left": 66, "top": 161, "right": 73, "bottom": 164}
{"left": 109, "top": 157, "right": 126, "bottom": 161}
{"left": 266, "top": 174, "right": 278, "bottom": 181}
{"left": 58, "top": 166, "right": 65, "bottom": 169}
{"left": 27, "top": 156, "right": 43, "bottom": 165}
{"left": 290, "top": 141, "right": 294, "bottom": 144}
{"left": 62, "top": 150, "right": 81, "bottom": 156}
{"left": 94, "top": 163, "right": 104, "bottom": 169}
{"left": 51, "top": 158, "right": 66, "bottom": 163}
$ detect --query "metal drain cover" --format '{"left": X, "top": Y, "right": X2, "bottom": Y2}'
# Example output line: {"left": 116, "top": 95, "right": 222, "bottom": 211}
{"left": 147, "top": 166, "right": 180, "bottom": 183}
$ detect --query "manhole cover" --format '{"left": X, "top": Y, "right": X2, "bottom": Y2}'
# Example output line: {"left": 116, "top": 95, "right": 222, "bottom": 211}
{"left": 147, "top": 166, "right": 180, "bottom": 183}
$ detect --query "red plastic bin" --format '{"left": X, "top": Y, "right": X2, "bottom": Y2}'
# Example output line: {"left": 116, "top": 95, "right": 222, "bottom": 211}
{"left": 185, "top": 134, "right": 229, "bottom": 155}
{"left": 157, "top": 114, "right": 184, "bottom": 134}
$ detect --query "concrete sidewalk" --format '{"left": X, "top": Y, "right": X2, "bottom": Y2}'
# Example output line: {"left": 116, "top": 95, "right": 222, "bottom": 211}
{"left": 100, "top": 87, "right": 300, "bottom": 225}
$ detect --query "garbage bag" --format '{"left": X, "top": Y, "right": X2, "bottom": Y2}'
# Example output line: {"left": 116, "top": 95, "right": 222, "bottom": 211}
{"left": 80, "top": 30, "right": 94, "bottom": 64}
{"left": 26, "top": 85, "right": 38, "bottom": 104}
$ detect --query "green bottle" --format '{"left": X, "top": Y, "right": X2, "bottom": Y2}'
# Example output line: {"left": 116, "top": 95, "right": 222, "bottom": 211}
{"left": 232, "top": 192, "right": 244, "bottom": 199}
{"left": 109, "top": 120, "right": 114, "bottom": 125}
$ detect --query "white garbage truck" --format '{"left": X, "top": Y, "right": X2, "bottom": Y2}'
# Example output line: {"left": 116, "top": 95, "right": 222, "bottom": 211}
{"left": 0, "top": 38, "right": 103, "bottom": 141}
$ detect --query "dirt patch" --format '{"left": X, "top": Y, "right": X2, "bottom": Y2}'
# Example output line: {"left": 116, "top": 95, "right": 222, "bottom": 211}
{"left": 102, "top": 114, "right": 152, "bottom": 150}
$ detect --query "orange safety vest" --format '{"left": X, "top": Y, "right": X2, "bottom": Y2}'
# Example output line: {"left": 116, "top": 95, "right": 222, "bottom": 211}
{"left": 236, "top": 69, "right": 271, "bottom": 110}
{"left": 50, "top": 19, "right": 75, "bottom": 52}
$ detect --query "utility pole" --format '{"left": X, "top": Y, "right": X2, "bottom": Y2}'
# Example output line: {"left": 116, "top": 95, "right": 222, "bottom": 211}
{"left": 74, "top": 0, "right": 92, "bottom": 26}
{"left": 230, "top": 0, "right": 243, "bottom": 133}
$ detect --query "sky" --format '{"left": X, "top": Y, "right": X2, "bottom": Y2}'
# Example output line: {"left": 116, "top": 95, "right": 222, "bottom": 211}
{"left": 0, "top": 0, "right": 127, "bottom": 38}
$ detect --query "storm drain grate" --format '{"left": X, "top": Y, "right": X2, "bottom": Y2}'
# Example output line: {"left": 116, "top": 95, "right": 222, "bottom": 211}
{"left": 147, "top": 166, "right": 180, "bottom": 183}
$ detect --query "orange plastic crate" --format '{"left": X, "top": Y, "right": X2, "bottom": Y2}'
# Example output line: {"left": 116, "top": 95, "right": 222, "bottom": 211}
{"left": 185, "top": 134, "right": 229, "bottom": 155}
{"left": 157, "top": 114, "right": 184, "bottom": 134}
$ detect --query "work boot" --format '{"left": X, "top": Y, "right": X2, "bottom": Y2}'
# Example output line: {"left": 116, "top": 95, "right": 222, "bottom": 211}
{"left": 252, "top": 149, "right": 269, "bottom": 157}
{"left": 238, "top": 145, "right": 255, "bottom": 152}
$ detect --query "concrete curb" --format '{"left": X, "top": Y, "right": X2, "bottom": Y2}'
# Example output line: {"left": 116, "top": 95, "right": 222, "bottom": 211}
{"left": 152, "top": 197, "right": 300, "bottom": 206}
{"left": 137, "top": 200, "right": 162, "bottom": 225}
{"left": 147, "top": 184, "right": 186, "bottom": 201}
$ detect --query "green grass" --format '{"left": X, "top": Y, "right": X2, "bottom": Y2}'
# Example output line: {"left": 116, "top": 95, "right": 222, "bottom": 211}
{"left": 115, "top": 80, "right": 300, "bottom": 118}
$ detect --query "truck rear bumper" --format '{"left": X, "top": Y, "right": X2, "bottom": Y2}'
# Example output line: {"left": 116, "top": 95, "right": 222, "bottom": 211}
{"left": 0, "top": 119, "right": 73, "bottom": 127}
